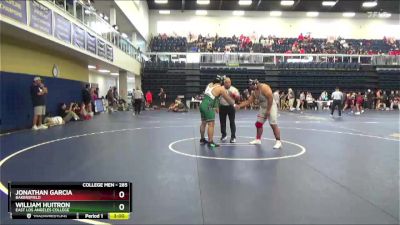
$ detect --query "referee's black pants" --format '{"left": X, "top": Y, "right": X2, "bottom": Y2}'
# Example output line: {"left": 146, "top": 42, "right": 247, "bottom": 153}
{"left": 219, "top": 105, "right": 236, "bottom": 138}
{"left": 134, "top": 99, "right": 142, "bottom": 115}
{"left": 331, "top": 100, "right": 342, "bottom": 116}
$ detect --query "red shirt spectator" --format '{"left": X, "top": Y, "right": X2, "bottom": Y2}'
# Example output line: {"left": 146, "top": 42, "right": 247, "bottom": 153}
{"left": 298, "top": 33, "right": 304, "bottom": 41}
{"left": 356, "top": 94, "right": 364, "bottom": 105}
{"left": 300, "top": 48, "right": 305, "bottom": 54}
{"left": 146, "top": 91, "right": 153, "bottom": 104}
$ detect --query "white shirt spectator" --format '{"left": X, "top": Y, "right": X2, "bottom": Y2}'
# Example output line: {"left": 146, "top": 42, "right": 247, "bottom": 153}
{"left": 300, "top": 92, "right": 305, "bottom": 101}
{"left": 306, "top": 93, "right": 314, "bottom": 102}
{"left": 134, "top": 89, "right": 144, "bottom": 100}
{"left": 273, "top": 91, "right": 280, "bottom": 104}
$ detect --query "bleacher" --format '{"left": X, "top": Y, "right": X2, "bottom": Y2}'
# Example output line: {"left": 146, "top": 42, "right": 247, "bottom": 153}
{"left": 150, "top": 34, "right": 399, "bottom": 54}
{"left": 142, "top": 61, "right": 387, "bottom": 104}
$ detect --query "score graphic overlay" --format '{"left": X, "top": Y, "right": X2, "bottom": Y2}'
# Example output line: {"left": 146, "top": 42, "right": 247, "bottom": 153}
{"left": 8, "top": 182, "right": 132, "bottom": 220}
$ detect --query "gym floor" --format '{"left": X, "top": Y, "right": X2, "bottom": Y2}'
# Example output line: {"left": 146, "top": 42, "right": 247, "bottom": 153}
{"left": 1, "top": 109, "right": 399, "bottom": 225}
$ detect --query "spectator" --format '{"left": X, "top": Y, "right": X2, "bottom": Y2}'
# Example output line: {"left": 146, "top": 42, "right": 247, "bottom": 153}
{"left": 44, "top": 115, "right": 65, "bottom": 127}
{"left": 390, "top": 90, "right": 400, "bottom": 110}
{"left": 94, "top": 87, "right": 99, "bottom": 98}
{"left": 90, "top": 87, "right": 97, "bottom": 113}
{"left": 298, "top": 33, "right": 304, "bottom": 42}
{"left": 106, "top": 87, "right": 115, "bottom": 112}
{"left": 145, "top": 91, "right": 153, "bottom": 108}
{"left": 280, "top": 91, "right": 287, "bottom": 110}
{"left": 389, "top": 90, "right": 396, "bottom": 110}
{"left": 133, "top": 88, "right": 144, "bottom": 115}
{"left": 306, "top": 92, "right": 317, "bottom": 110}
{"left": 366, "top": 89, "right": 374, "bottom": 109}
{"left": 377, "top": 90, "right": 388, "bottom": 110}
{"left": 320, "top": 90, "right": 329, "bottom": 101}
{"left": 58, "top": 103, "right": 80, "bottom": 123}
{"left": 80, "top": 103, "right": 94, "bottom": 120}
{"left": 355, "top": 92, "right": 364, "bottom": 115}
{"left": 343, "top": 92, "right": 356, "bottom": 113}
{"left": 299, "top": 91, "right": 306, "bottom": 111}
{"left": 113, "top": 87, "right": 119, "bottom": 101}
{"left": 287, "top": 88, "right": 295, "bottom": 111}
{"left": 82, "top": 84, "right": 91, "bottom": 112}
{"left": 158, "top": 88, "right": 167, "bottom": 107}
{"left": 168, "top": 96, "right": 187, "bottom": 112}
{"left": 375, "top": 89, "right": 384, "bottom": 110}
{"left": 273, "top": 90, "right": 280, "bottom": 109}
{"left": 30, "top": 77, "right": 48, "bottom": 130}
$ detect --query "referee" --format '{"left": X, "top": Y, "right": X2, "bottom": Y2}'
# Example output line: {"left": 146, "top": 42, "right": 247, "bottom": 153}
{"left": 331, "top": 87, "right": 343, "bottom": 117}
{"left": 219, "top": 77, "right": 239, "bottom": 143}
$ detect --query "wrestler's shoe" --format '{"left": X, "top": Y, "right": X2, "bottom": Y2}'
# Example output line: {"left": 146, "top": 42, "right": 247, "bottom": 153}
{"left": 249, "top": 139, "right": 261, "bottom": 145}
{"left": 208, "top": 142, "right": 220, "bottom": 148}
{"left": 273, "top": 140, "right": 282, "bottom": 149}
{"left": 200, "top": 138, "right": 208, "bottom": 145}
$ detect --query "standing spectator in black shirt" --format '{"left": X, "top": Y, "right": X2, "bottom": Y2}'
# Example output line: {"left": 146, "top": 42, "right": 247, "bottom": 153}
{"left": 366, "top": 89, "right": 374, "bottom": 109}
{"left": 158, "top": 88, "right": 167, "bottom": 107}
{"left": 30, "top": 77, "right": 48, "bottom": 130}
{"left": 82, "top": 84, "right": 91, "bottom": 111}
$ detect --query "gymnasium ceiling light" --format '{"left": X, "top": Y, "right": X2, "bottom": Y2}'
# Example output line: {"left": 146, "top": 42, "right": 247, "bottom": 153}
{"left": 306, "top": 11, "right": 319, "bottom": 17}
{"left": 362, "top": 1, "right": 377, "bottom": 8}
{"left": 159, "top": 10, "right": 170, "bottom": 14}
{"left": 280, "top": 0, "right": 295, "bottom": 6}
{"left": 88, "top": 65, "right": 96, "bottom": 69}
{"left": 196, "top": 10, "right": 208, "bottom": 15}
{"left": 270, "top": 11, "right": 282, "bottom": 16}
{"left": 98, "top": 69, "right": 110, "bottom": 73}
{"left": 378, "top": 12, "right": 391, "bottom": 18}
{"left": 322, "top": 1, "right": 337, "bottom": 7}
{"left": 343, "top": 12, "right": 355, "bottom": 17}
{"left": 110, "top": 73, "right": 119, "bottom": 76}
{"left": 196, "top": 0, "right": 210, "bottom": 5}
{"left": 233, "top": 10, "right": 245, "bottom": 16}
{"left": 238, "top": 0, "right": 252, "bottom": 6}
{"left": 155, "top": 0, "right": 168, "bottom": 4}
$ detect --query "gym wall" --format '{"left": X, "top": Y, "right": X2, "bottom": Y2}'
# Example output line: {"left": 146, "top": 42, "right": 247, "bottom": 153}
{"left": 0, "top": 35, "right": 88, "bottom": 132}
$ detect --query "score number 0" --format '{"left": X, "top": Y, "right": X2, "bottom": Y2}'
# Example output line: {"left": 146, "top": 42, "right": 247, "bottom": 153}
{"left": 118, "top": 190, "right": 128, "bottom": 211}
{"left": 117, "top": 183, "right": 128, "bottom": 211}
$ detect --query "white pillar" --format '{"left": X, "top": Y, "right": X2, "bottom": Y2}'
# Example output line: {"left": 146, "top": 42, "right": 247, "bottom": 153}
{"left": 110, "top": 8, "right": 116, "bottom": 26}
{"left": 135, "top": 75, "right": 142, "bottom": 90}
{"left": 131, "top": 32, "right": 137, "bottom": 47}
{"left": 119, "top": 71, "right": 128, "bottom": 101}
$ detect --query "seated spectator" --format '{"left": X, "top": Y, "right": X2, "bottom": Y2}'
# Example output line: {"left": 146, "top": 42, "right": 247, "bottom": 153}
{"left": 390, "top": 90, "right": 400, "bottom": 110}
{"left": 80, "top": 103, "right": 94, "bottom": 120}
{"left": 44, "top": 115, "right": 65, "bottom": 127}
{"left": 376, "top": 90, "right": 387, "bottom": 110}
{"left": 117, "top": 98, "right": 127, "bottom": 111}
{"left": 168, "top": 97, "right": 187, "bottom": 112}
{"left": 306, "top": 92, "right": 317, "bottom": 110}
{"left": 320, "top": 90, "right": 329, "bottom": 101}
{"left": 58, "top": 103, "right": 80, "bottom": 122}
